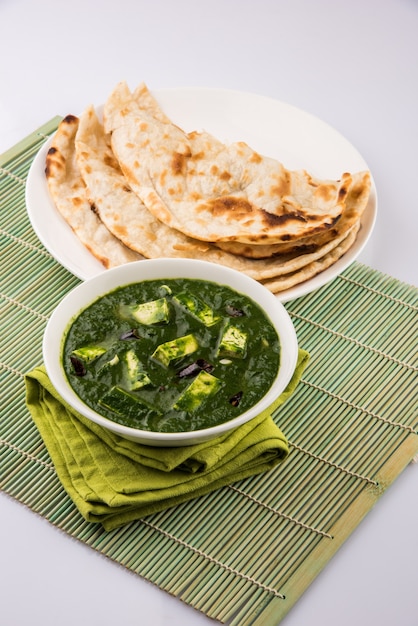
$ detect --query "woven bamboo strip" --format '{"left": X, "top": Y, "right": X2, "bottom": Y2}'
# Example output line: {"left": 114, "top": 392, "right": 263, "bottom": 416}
{"left": 106, "top": 524, "right": 152, "bottom": 565}
{"left": 289, "top": 394, "right": 353, "bottom": 455}
{"left": 60, "top": 509, "right": 94, "bottom": 535}
{"left": 298, "top": 366, "right": 415, "bottom": 432}
{"left": 49, "top": 499, "right": 84, "bottom": 529}
{"left": 140, "top": 529, "right": 191, "bottom": 581}
{"left": 311, "top": 409, "right": 388, "bottom": 467}
{"left": 306, "top": 266, "right": 416, "bottom": 308}
{"left": 272, "top": 383, "right": 329, "bottom": 438}
{"left": 341, "top": 265, "right": 418, "bottom": 305}
{"left": 251, "top": 443, "right": 368, "bottom": 527}
{"left": 184, "top": 565, "right": 240, "bottom": 618}
{"left": 0, "top": 448, "right": 40, "bottom": 491}
{"left": 5, "top": 425, "right": 45, "bottom": 461}
{"left": 277, "top": 462, "right": 352, "bottom": 523}
{"left": 0, "top": 234, "right": 52, "bottom": 268}
{"left": 0, "top": 189, "right": 26, "bottom": 215}
{"left": 0, "top": 117, "right": 60, "bottom": 164}
{"left": 143, "top": 516, "right": 286, "bottom": 599}
{"left": 358, "top": 429, "right": 414, "bottom": 479}
{"left": 229, "top": 587, "right": 280, "bottom": 626}
{"left": 157, "top": 550, "right": 205, "bottom": 595}
{"left": 299, "top": 336, "right": 414, "bottom": 397}
{"left": 134, "top": 531, "right": 191, "bottom": 579}
{"left": 0, "top": 411, "right": 40, "bottom": 450}
{"left": 189, "top": 570, "right": 251, "bottom": 618}
{"left": 1, "top": 412, "right": 41, "bottom": 449}
{"left": 289, "top": 284, "right": 417, "bottom": 334}
{"left": 77, "top": 521, "right": 106, "bottom": 545}
{"left": 182, "top": 491, "right": 266, "bottom": 555}
{"left": 306, "top": 475, "right": 361, "bottom": 532}
{"left": 302, "top": 378, "right": 416, "bottom": 434}
{"left": 14, "top": 468, "right": 60, "bottom": 509}
{"left": 1, "top": 141, "right": 44, "bottom": 169}
{"left": 0, "top": 332, "right": 46, "bottom": 367}
{"left": 262, "top": 455, "right": 329, "bottom": 512}
{"left": 280, "top": 468, "right": 358, "bottom": 533}
{"left": 0, "top": 446, "right": 25, "bottom": 481}
{"left": 213, "top": 576, "right": 261, "bottom": 623}
{"left": 89, "top": 521, "right": 139, "bottom": 555}
{"left": 17, "top": 276, "right": 78, "bottom": 312}
{"left": 0, "top": 256, "right": 50, "bottom": 290}
{"left": 324, "top": 407, "right": 400, "bottom": 461}
{"left": 150, "top": 541, "right": 197, "bottom": 589}
{"left": 213, "top": 507, "right": 275, "bottom": 569}
{"left": 236, "top": 457, "right": 312, "bottom": 516}
{"left": 25, "top": 472, "right": 68, "bottom": 518}
{"left": 6, "top": 475, "right": 62, "bottom": 517}
{"left": 0, "top": 366, "right": 23, "bottom": 393}
{"left": 147, "top": 494, "right": 199, "bottom": 530}
{"left": 1, "top": 257, "right": 59, "bottom": 296}
{"left": 0, "top": 170, "right": 25, "bottom": 189}
{"left": 165, "top": 558, "right": 231, "bottom": 605}
{"left": 288, "top": 399, "right": 360, "bottom": 470}
{"left": 250, "top": 520, "right": 317, "bottom": 588}
{"left": 161, "top": 488, "right": 235, "bottom": 542}
{"left": 137, "top": 536, "right": 210, "bottom": 595}
{"left": 289, "top": 302, "right": 417, "bottom": 367}
{"left": 243, "top": 517, "right": 309, "bottom": 580}
{"left": 1, "top": 376, "right": 22, "bottom": 407}
{"left": 261, "top": 525, "right": 322, "bottom": 589}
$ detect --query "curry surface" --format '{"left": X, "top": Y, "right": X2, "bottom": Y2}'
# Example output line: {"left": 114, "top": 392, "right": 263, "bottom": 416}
{"left": 63, "top": 278, "right": 280, "bottom": 432}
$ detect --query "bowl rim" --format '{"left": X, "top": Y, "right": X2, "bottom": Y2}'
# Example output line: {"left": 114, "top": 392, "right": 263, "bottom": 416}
{"left": 43, "top": 259, "right": 299, "bottom": 445}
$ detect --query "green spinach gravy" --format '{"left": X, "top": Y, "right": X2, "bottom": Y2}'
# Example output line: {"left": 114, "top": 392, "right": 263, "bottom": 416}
{"left": 63, "top": 278, "right": 281, "bottom": 432}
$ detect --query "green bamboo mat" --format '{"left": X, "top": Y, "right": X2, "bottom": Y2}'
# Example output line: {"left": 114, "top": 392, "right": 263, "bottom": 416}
{"left": 1, "top": 121, "right": 417, "bottom": 626}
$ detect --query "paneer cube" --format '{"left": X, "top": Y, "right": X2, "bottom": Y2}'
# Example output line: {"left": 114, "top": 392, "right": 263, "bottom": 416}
{"left": 123, "top": 297, "right": 170, "bottom": 325}
{"left": 174, "top": 370, "right": 222, "bottom": 412}
{"left": 151, "top": 333, "right": 199, "bottom": 367}
{"left": 71, "top": 345, "right": 107, "bottom": 364}
{"left": 173, "top": 292, "right": 220, "bottom": 326}
{"left": 217, "top": 323, "right": 247, "bottom": 358}
{"left": 98, "top": 386, "right": 160, "bottom": 419}
{"left": 124, "top": 350, "right": 152, "bottom": 390}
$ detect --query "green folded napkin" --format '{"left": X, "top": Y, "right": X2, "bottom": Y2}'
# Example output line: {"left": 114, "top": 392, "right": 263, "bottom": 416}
{"left": 25, "top": 350, "right": 309, "bottom": 530}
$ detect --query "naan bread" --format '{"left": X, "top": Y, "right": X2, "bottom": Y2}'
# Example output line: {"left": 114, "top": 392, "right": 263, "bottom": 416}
{"left": 216, "top": 170, "right": 371, "bottom": 258}
{"left": 45, "top": 115, "right": 142, "bottom": 268}
{"left": 75, "top": 106, "right": 359, "bottom": 281}
{"left": 75, "top": 106, "right": 224, "bottom": 262}
{"left": 44, "top": 81, "right": 372, "bottom": 296}
{"left": 104, "top": 81, "right": 354, "bottom": 245}
{"left": 262, "top": 222, "right": 360, "bottom": 293}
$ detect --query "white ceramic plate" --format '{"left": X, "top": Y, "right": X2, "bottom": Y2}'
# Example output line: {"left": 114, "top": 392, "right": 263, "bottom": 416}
{"left": 26, "top": 87, "right": 377, "bottom": 302}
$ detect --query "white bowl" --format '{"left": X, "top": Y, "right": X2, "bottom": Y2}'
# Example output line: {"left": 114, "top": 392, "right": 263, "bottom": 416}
{"left": 43, "top": 259, "right": 298, "bottom": 446}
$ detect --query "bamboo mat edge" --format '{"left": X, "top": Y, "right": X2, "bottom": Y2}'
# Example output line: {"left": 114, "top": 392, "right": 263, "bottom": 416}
{"left": 0, "top": 117, "right": 62, "bottom": 164}
{"left": 250, "top": 434, "right": 418, "bottom": 625}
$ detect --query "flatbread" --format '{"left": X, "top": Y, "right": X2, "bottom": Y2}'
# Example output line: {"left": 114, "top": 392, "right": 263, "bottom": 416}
{"left": 44, "top": 81, "right": 371, "bottom": 295}
{"left": 103, "top": 81, "right": 355, "bottom": 245}
{"left": 45, "top": 115, "right": 142, "bottom": 269}
{"left": 75, "top": 106, "right": 360, "bottom": 281}
{"left": 75, "top": 106, "right": 220, "bottom": 260}
{"left": 261, "top": 222, "right": 360, "bottom": 293}
{"left": 215, "top": 170, "right": 370, "bottom": 259}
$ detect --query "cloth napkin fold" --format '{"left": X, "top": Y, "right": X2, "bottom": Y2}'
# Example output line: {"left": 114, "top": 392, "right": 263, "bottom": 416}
{"left": 25, "top": 350, "right": 309, "bottom": 530}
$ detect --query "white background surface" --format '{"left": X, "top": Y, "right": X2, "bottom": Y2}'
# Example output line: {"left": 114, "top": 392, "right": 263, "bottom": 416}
{"left": 0, "top": 1, "right": 417, "bottom": 625}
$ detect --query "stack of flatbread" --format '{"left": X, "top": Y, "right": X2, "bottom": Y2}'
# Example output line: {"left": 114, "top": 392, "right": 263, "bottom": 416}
{"left": 45, "top": 81, "right": 371, "bottom": 294}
